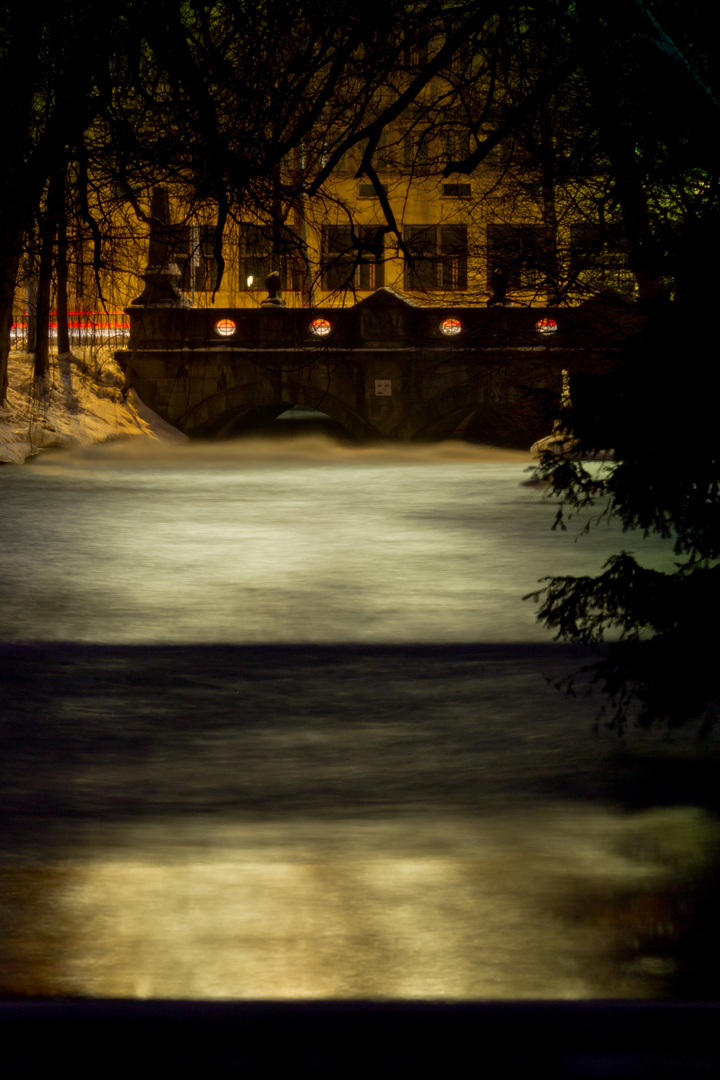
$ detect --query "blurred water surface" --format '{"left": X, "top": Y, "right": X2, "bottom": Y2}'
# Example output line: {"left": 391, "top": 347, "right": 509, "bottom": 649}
{"left": 0, "top": 437, "right": 672, "bottom": 644}
{"left": 1, "top": 437, "right": 716, "bottom": 1000}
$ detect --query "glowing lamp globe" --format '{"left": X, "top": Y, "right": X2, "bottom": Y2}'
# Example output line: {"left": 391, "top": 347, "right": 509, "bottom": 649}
{"left": 215, "top": 319, "right": 237, "bottom": 337}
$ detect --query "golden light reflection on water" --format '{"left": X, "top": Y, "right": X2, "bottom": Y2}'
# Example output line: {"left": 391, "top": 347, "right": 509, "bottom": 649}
{"left": 3, "top": 807, "right": 714, "bottom": 1000}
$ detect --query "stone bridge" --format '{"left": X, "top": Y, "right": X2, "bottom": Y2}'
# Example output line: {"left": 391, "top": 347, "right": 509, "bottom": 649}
{"left": 117, "top": 286, "right": 635, "bottom": 446}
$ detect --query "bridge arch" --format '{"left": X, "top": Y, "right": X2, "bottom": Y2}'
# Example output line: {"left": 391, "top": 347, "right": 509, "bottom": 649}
{"left": 413, "top": 398, "right": 549, "bottom": 448}
{"left": 177, "top": 379, "right": 378, "bottom": 443}
{"left": 391, "top": 376, "right": 551, "bottom": 448}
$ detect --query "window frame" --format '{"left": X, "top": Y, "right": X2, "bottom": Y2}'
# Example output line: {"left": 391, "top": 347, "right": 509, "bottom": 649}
{"left": 321, "top": 225, "right": 385, "bottom": 293}
{"left": 403, "top": 224, "right": 468, "bottom": 292}
{"left": 486, "top": 224, "right": 555, "bottom": 292}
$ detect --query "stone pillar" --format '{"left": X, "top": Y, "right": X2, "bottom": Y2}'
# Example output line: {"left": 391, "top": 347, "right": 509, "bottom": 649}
{"left": 130, "top": 187, "right": 191, "bottom": 308}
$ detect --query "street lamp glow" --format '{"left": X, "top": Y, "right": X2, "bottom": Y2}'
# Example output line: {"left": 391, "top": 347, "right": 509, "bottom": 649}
{"left": 215, "top": 319, "right": 237, "bottom": 337}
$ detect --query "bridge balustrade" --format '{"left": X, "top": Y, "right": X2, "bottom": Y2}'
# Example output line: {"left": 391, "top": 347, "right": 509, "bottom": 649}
{"left": 125, "top": 289, "right": 635, "bottom": 354}
{"left": 118, "top": 288, "right": 638, "bottom": 442}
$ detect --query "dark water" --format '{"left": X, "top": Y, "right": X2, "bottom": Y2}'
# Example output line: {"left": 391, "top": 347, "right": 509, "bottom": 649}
{"left": 1, "top": 439, "right": 717, "bottom": 999}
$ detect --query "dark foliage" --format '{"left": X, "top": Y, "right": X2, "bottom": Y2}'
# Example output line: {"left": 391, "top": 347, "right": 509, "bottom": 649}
{"left": 528, "top": 300, "right": 720, "bottom": 732}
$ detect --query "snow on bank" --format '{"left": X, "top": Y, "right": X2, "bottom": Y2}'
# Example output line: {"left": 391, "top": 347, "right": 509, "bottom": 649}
{"left": 0, "top": 349, "right": 187, "bottom": 464}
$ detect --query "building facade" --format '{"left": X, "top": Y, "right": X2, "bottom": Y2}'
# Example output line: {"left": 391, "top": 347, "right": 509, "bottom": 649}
{"left": 13, "top": 14, "right": 636, "bottom": 332}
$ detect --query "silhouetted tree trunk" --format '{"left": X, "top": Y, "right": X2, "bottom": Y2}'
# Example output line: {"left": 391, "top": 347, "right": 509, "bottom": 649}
{"left": 34, "top": 205, "right": 54, "bottom": 381}
{"left": 575, "top": 0, "right": 666, "bottom": 304}
{"left": 538, "top": 104, "right": 559, "bottom": 303}
{"left": 24, "top": 227, "right": 38, "bottom": 355}
{"left": 0, "top": 8, "right": 45, "bottom": 399}
{"left": 54, "top": 170, "right": 70, "bottom": 355}
{"left": 0, "top": 243, "right": 22, "bottom": 401}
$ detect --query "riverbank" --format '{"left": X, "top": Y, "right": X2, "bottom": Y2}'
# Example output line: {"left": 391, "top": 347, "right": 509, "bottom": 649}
{"left": 0, "top": 349, "right": 187, "bottom": 464}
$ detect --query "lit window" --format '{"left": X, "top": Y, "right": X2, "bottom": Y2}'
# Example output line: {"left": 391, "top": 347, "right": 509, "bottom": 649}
{"left": 440, "top": 318, "right": 462, "bottom": 335}
{"left": 215, "top": 319, "right": 236, "bottom": 337}
{"left": 310, "top": 318, "right": 332, "bottom": 336}
{"left": 535, "top": 318, "right": 558, "bottom": 334}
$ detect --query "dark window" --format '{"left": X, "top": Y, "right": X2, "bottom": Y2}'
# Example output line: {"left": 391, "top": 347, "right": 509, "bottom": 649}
{"left": 285, "top": 252, "right": 307, "bottom": 294}
{"left": 443, "top": 15, "right": 472, "bottom": 75}
{"left": 168, "top": 225, "right": 219, "bottom": 293}
{"left": 404, "top": 225, "right": 467, "bottom": 291}
{"left": 239, "top": 225, "right": 275, "bottom": 291}
{"left": 487, "top": 225, "right": 555, "bottom": 291}
{"left": 417, "top": 130, "right": 430, "bottom": 168}
{"left": 239, "top": 223, "right": 301, "bottom": 292}
{"left": 440, "top": 225, "right": 468, "bottom": 290}
{"left": 443, "top": 122, "right": 471, "bottom": 166}
{"left": 484, "top": 138, "right": 513, "bottom": 169}
{"left": 570, "top": 226, "right": 634, "bottom": 296}
{"left": 402, "top": 110, "right": 432, "bottom": 172}
{"left": 441, "top": 183, "right": 472, "bottom": 198}
{"left": 403, "top": 30, "right": 429, "bottom": 67}
{"left": 358, "top": 183, "right": 388, "bottom": 197}
{"left": 375, "top": 132, "right": 388, "bottom": 172}
{"left": 322, "top": 225, "right": 385, "bottom": 291}
{"left": 404, "top": 225, "right": 438, "bottom": 290}
{"left": 193, "top": 228, "right": 219, "bottom": 292}
{"left": 403, "top": 131, "right": 414, "bottom": 170}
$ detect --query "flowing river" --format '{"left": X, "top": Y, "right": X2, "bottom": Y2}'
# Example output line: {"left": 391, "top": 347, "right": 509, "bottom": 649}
{"left": 1, "top": 436, "right": 717, "bottom": 1000}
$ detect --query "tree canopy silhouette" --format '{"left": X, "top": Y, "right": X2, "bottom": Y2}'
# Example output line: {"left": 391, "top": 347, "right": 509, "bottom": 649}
{"left": 521, "top": 3, "right": 720, "bottom": 730}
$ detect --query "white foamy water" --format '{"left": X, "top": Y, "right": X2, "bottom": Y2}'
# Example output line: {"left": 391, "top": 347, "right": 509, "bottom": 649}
{"left": 0, "top": 436, "right": 673, "bottom": 644}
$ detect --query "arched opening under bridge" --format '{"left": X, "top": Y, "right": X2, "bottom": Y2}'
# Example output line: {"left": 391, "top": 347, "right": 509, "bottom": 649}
{"left": 191, "top": 402, "right": 360, "bottom": 443}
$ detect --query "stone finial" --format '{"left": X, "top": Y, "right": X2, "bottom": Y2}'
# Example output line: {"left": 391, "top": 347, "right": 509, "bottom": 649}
{"left": 260, "top": 270, "right": 286, "bottom": 307}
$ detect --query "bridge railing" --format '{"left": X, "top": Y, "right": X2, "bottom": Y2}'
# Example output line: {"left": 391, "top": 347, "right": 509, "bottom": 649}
{"left": 11, "top": 312, "right": 131, "bottom": 349}
{"left": 124, "top": 294, "right": 637, "bottom": 354}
